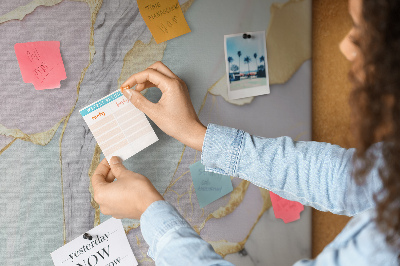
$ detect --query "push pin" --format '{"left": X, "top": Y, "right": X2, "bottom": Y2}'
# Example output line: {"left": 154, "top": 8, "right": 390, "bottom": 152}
{"left": 238, "top": 248, "right": 248, "bottom": 256}
{"left": 120, "top": 85, "right": 130, "bottom": 92}
{"left": 242, "top": 33, "right": 252, "bottom": 39}
{"left": 83, "top": 233, "right": 93, "bottom": 240}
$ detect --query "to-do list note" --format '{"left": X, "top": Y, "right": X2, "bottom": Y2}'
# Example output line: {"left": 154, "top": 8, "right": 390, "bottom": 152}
{"left": 80, "top": 90, "right": 158, "bottom": 162}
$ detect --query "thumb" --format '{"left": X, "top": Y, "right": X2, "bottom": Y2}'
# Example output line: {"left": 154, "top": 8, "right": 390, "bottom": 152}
{"left": 92, "top": 158, "right": 111, "bottom": 189}
{"left": 109, "top": 156, "right": 128, "bottom": 178}
{"left": 123, "top": 89, "right": 155, "bottom": 116}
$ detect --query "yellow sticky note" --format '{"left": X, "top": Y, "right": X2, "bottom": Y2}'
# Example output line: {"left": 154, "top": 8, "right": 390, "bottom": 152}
{"left": 137, "top": 0, "right": 191, "bottom": 43}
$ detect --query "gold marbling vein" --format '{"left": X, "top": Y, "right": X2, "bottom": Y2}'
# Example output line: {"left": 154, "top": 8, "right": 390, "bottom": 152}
{"left": 209, "top": 0, "right": 311, "bottom": 105}
{"left": 208, "top": 75, "right": 254, "bottom": 106}
{"left": 58, "top": 0, "right": 103, "bottom": 244}
{"left": 88, "top": 143, "right": 102, "bottom": 227}
{"left": 209, "top": 187, "right": 272, "bottom": 257}
{"left": 208, "top": 240, "right": 243, "bottom": 257}
{"left": 0, "top": 138, "right": 16, "bottom": 156}
{"left": 188, "top": 183, "right": 194, "bottom": 216}
{"left": 208, "top": 181, "right": 250, "bottom": 220}
{"left": 165, "top": 170, "right": 190, "bottom": 194}
{"left": 162, "top": 146, "right": 187, "bottom": 196}
{"left": 196, "top": 180, "right": 250, "bottom": 234}
{"left": 181, "top": 0, "right": 194, "bottom": 13}
{"left": 193, "top": 150, "right": 199, "bottom": 163}
{"left": 138, "top": 255, "right": 153, "bottom": 263}
{"left": 177, "top": 191, "right": 189, "bottom": 214}
{"left": 117, "top": 38, "right": 167, "bottom": 91}
{"left": 124, "top": 223, "right": 140, "bottom": 235}
{"left": 0, "top": 118, "right": 62, "bottom": 147}
{"left": 0, "top": 0, "right": 62, "bottom": 24}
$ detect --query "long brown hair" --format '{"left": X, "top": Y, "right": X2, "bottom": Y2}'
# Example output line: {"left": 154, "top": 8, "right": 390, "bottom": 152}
{"left": 350, "top": 0, "right": 400, "bottom": 251}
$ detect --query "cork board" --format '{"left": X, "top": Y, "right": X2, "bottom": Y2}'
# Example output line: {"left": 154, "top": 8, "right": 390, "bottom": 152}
{"left": 312, "top": 0, "right": 353, "bottom": 257}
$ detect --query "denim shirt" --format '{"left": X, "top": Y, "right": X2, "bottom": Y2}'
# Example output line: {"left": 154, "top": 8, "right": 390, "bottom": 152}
{"left": 140, "top": 124, "right": 399, "bottom": 265}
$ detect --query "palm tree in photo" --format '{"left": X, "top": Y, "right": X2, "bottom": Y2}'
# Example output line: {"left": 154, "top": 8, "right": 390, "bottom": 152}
{"left": 237, "top": 51, "right": 242, "bottom": 77}
{"left": 253, "top": 53, "right": 258, "bottom": 73}
{"left": 260, "top": 55, "right": 266, "bottom": 72}
{"left": 227, "top": 56, "right": 234, "bottom": 74}
{"left": 231, "top": 64, "right": 239, "bottom": 73}
{"left": 244, "top": 56, "right": 251, "bottom": 78}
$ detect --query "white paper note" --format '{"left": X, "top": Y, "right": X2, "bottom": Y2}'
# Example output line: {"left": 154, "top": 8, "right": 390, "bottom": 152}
{"left": 51, "top": 218, "right": 138, "bottom": 266}
{"left": 79, "top": 90, "right": 158, "bottom": 162}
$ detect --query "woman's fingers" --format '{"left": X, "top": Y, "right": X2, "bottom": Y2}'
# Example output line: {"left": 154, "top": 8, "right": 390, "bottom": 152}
{"left": 119, "top": 62, "right": 205, "bottom": 151}
{"left": 105, "top": 168, "right": 116, "bottom": 183}
{"left": 121, "top": 68, "right": 174, "bottom": 93}
{"left": 135, "top": 81, "right": 156, "bottom": 92}
{"left": 91, "top": 159, "right": 111, "bottom": 199}
{"left": 121, "top": 88, "right": 158, "bottom": 119}
{"left": 147, "top": 61, "right": 177, "bottom": 79}
{"left": 120, "top": 66, "right": 179, "bottom": 117}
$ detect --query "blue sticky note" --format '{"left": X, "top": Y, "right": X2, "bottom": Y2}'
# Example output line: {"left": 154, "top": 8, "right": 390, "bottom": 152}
{"left": 189, "top": 161, "right": 233, "bottom": 208}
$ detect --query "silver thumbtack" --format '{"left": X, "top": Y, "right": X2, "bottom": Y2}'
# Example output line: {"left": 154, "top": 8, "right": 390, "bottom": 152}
{"left": 83, "top": 233, "right": 94, "bottom": 240}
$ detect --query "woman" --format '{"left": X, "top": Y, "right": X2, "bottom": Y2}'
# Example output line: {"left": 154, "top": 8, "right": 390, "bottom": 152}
{"left": 91, "top": 0, "right": 400, "bottom": 264}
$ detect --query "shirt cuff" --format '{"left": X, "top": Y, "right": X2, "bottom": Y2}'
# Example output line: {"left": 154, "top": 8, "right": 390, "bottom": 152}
{"left": 140, "top": 200, "right": 192, "bottom": 260}
{"left": 201, "top": 123, "right": 245, "bottom": 176}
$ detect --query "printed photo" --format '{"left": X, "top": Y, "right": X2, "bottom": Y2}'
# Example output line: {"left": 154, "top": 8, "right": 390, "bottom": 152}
{"left": 224, "top": 31, "right": 270, "bottom": 100}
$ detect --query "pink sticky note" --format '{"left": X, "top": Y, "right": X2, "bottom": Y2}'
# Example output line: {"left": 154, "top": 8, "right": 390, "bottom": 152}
{"left": 270, "top": 191, "right": 304, "bottom": 223}
{"left": 14, "top": 41, "right": 67, "bottom": 90}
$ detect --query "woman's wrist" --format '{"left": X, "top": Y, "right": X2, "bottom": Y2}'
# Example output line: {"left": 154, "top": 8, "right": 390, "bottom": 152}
{"left": 195, "top": 123, "right": 207, "bottom": 151}
{"left": 139, "top": 198, "right": 165, "bottom": 219}
{"left": 183, "top": 122, "right": 207, "bottom": 151}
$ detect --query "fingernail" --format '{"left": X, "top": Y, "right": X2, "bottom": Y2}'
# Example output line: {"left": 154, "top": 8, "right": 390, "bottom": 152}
{"left": 110, "top": 156, "right": 122, "bottom": 165}
{"left": 125, "top": 89, "right": 133, "bottom": 100}
{"left": 121, "top": 85, "right": 130, "bottom": 92}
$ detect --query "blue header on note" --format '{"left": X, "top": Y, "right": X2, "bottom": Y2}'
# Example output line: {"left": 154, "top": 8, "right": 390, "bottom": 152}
{"left": 80, "top": 91, "right": 123, "bottom": 117}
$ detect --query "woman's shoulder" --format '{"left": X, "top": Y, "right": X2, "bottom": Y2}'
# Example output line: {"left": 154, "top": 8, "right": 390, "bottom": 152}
{"left": 323, "top": 209, "right": 399, "bottom": 265}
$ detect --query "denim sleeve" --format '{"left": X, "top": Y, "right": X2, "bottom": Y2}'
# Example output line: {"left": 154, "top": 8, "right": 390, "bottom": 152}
{"left": 293, "top": 210, "right": 399, "bottom": 266}
{"left": 201, "top": 124, "right": 382, "bottom": 216}
{"left": 140, "top": 200, "right": 234, "bottom": 265}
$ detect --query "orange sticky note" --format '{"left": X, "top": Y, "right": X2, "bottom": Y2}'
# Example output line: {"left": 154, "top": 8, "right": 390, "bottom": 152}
{"left": 14, "top": 41, "right": 67, "bottom": 90}
{"left": 137, "top": 0, "right": 191, "bottom": 44}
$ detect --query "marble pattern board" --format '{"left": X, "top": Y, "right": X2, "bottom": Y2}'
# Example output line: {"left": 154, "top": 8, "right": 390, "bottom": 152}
{"left": 0, "top": 0, "right": 312, "bottom": 265}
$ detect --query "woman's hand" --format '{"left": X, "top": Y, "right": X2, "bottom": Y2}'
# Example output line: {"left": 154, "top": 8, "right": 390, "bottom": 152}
{"left": 91, "top": 157, "right": 164, "bottom": 219}
{"left": 120, "top": 61, "right": 206, "bottom": 151}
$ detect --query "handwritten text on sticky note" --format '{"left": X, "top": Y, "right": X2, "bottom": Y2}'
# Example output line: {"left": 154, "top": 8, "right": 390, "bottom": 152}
{"left": 51, "top": 218, "right": 138, "bottom": 266}
{"left": 14, "top": 41, "right": 67, "bottom": 90}
{"left": 190, "top": 161, "right": 233, "bottom": 208}
{"left": 137, "top": 0, "right": 191, "bottom": 43}
{"left": 269, "top": 191, "right": 304, "bottom": 223}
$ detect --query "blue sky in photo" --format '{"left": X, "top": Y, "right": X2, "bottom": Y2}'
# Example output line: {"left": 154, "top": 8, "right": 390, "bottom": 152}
{"left": 226, "top": 32, "right": 266, "bottom": 73}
